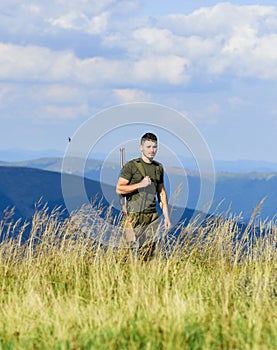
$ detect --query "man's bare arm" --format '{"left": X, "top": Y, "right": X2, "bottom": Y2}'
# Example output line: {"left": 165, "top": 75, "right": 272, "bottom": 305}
{"left": 158, "top": 183, "right": 171, "bottom": 229}
{"left": 116, "top": 176, "right": 151, "bottom": 195}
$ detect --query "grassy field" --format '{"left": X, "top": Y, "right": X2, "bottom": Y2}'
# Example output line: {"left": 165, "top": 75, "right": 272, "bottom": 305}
{"left": 0, "top": 206, "right": 276, "bottom": 350}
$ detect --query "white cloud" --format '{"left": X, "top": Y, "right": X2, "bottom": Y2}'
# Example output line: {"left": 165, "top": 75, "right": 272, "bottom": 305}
{"left": 133, "top": 55, "right": 189, "bottom": 85}
{"left": 74, "top": 57, "right": 127, "bottom": 85}
{"left": 0, "top": 1, "right": 277, "bottom": 162}
{"left": 132, "top": 27, "right": 175, "bottom": 53}
{"left": 102, "top": 3, "right": 277, "bottom": 82}
{"left": 0, "top": 0, "right": 139, "bottom": 39}
{"left": 88, "top": 12, "right": 110, "bottom": 34}
{"left": 48, "top": 12, "right": 86, "bottom": 30}
{"left": 0, "top": 82, "right": 90, "bottom": 122}
{"left": 113, "top": 88, "right": 151, "bottom": 103}
{"left": 0, "top": 42, "right": 191, "bottom": 87}
{"left": 0, "top": 2, "right": 277, "bottom": 127}
{"left": 0, "top": 43, "right": 76, "bottom": 82}
{"left": 219, "top": 28, "right": 277, "bottom": 79}
{"left": 159, "top": 3, "right": 276, "bottom": 37}
{"left": 48, "top": 11, "right": 110, "bottom": 34}
{"left": 1, "top": 2, "right": 277, "bottom": 82}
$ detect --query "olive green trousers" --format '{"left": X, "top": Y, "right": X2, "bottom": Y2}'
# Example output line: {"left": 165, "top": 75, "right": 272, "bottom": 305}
{"left": 123, "top": 212, "right": 160, "bottom": 260}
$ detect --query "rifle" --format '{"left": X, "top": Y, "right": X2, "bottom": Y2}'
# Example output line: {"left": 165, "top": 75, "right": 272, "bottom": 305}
{"left": 119, "top": 147, "right": 127, "bottom": 214}
{"left": 119, "top": 147, "right": 136, "bottom": 243}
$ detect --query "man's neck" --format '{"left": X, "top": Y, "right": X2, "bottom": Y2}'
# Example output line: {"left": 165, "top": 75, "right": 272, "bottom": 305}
{"left": 141, "top": 154, "right": 153, "bottom": 164}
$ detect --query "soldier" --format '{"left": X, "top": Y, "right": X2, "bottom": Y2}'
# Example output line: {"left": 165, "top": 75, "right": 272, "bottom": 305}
{"left": 116, "top": 132, "right": 171, "bottom": 259}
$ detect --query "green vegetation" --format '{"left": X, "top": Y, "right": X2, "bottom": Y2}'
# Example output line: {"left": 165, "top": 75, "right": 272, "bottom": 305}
{"left": 0, "top": 206, "right": 276, "bottom": 350}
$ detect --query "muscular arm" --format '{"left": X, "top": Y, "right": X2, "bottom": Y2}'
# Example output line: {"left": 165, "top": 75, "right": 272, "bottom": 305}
{"left": 158, "top": 183, "right": 171, "bottom": 230}
{"left": 116, "top": 176, "right": 151, "bottom": 195}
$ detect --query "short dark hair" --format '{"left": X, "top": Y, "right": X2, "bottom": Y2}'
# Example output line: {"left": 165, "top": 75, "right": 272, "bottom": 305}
{"left": 140, "top": 132, "right": 157, "bottom": 144}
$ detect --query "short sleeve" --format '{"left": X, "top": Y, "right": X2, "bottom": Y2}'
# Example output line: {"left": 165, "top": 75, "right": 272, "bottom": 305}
{"left": 159, "top": 165, "right": 164, "bottom": 184}
{"left": 119, "top": 161, "right": 133, "bottom": 181}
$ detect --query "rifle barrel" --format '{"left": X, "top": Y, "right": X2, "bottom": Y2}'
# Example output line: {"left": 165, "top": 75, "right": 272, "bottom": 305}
{"left": 120, "top": 147, "right": 125, "bottom": 168}
{"left": 119, "top": 147, "right": 127, "bottom": 212}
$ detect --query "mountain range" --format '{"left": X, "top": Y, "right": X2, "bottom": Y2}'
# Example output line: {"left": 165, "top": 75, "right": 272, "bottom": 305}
{"left": 0, "top": 165, "right": 198, "bottom": 242}
{"left": 1, "top": 157, "right": 277, "bottom": 221}
{"left": 2, "top": 148, "right": 277, "bottom": 172}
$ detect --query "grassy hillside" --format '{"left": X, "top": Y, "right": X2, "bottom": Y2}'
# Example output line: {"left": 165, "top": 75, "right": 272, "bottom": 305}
{"left": 0, "top": 164, "right": 276, "bottom": 349}
{"left": 0, "top": 205, "right": 276, "bottom": 349}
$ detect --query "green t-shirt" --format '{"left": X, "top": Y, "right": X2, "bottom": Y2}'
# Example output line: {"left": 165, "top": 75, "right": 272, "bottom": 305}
{"left": 120, "top": 158, "right": 164, "bottom": 214}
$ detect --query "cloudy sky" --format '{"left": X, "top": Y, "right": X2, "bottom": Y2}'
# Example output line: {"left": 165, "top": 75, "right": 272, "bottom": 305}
{"left": 1, "top": 0, "right": 277, "bottom": 163}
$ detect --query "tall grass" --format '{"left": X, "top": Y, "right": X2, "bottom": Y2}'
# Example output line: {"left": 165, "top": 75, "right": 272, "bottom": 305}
{"left": 0, "top": 205, "right": 276, "bottom": 350}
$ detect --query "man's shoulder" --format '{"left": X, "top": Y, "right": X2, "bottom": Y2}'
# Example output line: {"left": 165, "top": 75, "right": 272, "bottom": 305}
{"left": 121, "top": 159, "right": 138, "bottom": 173}
{"left": 124, "top": 159, "right": 139, "bottom": 167}
{"left": 132, "top": 158, "right": 163, "bottom": 167}
{"left": 131, "top": 157, "right": 142, "bottom": 163}
{"left": 151, "top": 160, "right": 163, "bottom": 167}
{"left": 123, "top": 158, "right": 164, "bottom": 172}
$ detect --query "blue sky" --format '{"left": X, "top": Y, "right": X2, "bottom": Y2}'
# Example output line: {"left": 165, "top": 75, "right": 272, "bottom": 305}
{"left": 0, "top": 0, "right": 277, "bottom": 163}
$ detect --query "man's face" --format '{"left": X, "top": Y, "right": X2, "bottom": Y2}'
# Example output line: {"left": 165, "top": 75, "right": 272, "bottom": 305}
{"left": 140, "top": 140, "right": 158, "bottom": 160}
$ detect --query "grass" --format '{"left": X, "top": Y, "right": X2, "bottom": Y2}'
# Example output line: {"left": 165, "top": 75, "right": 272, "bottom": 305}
{"left": 0, "top": 205, "right": 276, "bottom": 349}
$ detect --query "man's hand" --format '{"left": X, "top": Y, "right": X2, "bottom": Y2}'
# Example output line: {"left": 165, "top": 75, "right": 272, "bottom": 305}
{"left": 164, "top": 217, "right": 171, "bottom": 230}
{"left": 138, "top": 176, "right": 152, "bottom": 189}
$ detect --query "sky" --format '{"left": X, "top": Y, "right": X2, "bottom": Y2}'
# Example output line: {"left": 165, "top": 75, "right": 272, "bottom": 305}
{"left": 1, "top": 0, "right": 277, "bottom": 164}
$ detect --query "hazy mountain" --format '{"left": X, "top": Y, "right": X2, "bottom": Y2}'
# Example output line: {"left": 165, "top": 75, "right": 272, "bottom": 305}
{"left": 214, "top": 159, "right": 277, "bottom": 173}
{"left": 0, "top": 149, "right": 63, "bottom": 162}
{"left": 0, "top": 166, "right": 122, "bottom": 219}
{"left": 0, "top": 166, "right": 198, "bottom": 242}
{"left": 212, "top": 172, "right": 277, "bottom": 220}
{"left": 1, "top": 157, "right": 103, "bottom": 175}
{"left": 2, "top": 149, "right": 277, "bottom": 172}
{"left": 2, "top": 157, "right": 277, "bottom": 221}
{"left": 163, "top": 168, "right": 277, "bottom": 220}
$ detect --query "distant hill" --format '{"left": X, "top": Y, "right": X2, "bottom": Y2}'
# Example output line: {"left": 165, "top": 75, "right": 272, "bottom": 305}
{"left": 165, "top": 169, "right": 277, "bottom": 220}
{"left": 0, "top": 166, "right": 115, "bottom": 221}
{"left": 0, "top": 149, "right": 63, "bottom": 162}
{"left": 4, "top": 153, "right": 277, "bottom": 172}
{"left": 213, "top": 172, "right": 277, "bottom": 220}
{"left": 0, "top": 166, "right": 198, "bottom": 242}
{"left": 1, "top": 157, "right": 107, "bottom": 182}
{"left": 2, "top": 157, "right": 277, "bottom": 221}
{"left": 177, "top": 156, "right": 277, "bottom": 173}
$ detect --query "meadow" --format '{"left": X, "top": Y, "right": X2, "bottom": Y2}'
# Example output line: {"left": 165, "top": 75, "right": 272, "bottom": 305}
{"left": 0, "top": 205, "right": 276, "bottom": 350}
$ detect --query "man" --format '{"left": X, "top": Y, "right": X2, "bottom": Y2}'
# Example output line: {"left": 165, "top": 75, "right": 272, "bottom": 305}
{"left": 116, "top": 132, "right": 171, "bottom": 258}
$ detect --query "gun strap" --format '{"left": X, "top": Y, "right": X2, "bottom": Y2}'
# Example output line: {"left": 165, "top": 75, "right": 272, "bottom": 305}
{"left": 132, "top": 158, "right": 146, "bottom": 178}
